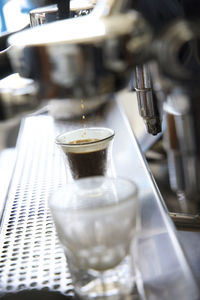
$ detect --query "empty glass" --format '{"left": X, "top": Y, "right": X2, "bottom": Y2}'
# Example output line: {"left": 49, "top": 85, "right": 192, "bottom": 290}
{"left": 49, "top": 176, "right": 139, "bottom": 299}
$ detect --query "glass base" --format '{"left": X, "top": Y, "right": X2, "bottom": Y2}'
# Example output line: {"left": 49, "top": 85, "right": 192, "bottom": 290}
{"left": 68, "top": 256, "right": 136, "bottom": 300}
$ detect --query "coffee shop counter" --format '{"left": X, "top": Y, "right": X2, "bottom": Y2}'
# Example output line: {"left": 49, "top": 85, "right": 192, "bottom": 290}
{"left": 0, "top": 100, "right": 199, "bottom": 300}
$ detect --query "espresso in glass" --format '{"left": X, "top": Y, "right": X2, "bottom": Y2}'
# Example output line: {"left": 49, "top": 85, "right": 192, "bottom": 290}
{"left": 67, "top": 138, "right": 107, "bottom": 179}
{"left": 56, "top": 128, "right": 114, "bottom": 181}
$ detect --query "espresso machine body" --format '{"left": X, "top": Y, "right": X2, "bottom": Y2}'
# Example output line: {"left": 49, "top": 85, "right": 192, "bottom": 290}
{"left": 5, "top": 0, "right": 200, "bottom": 219}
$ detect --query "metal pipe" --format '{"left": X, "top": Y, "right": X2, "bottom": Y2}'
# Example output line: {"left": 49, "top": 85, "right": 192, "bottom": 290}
{"left": 134, "top": 64, "right": 162, "bottom": 135}
{"left": 164, "top": 91, "right": 200, "bottom": 214}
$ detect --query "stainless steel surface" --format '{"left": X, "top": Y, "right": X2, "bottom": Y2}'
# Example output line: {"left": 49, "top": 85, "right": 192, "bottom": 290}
{"left": 0, "top": 115, "right": 21, "bottom": 217}
{"left": 163, "top": 91, "right": 200, "bottom": 215}
{"left": 0, "top": 100, "right": 199, "bottom": 299}
{"left": 134, "top": 65, "right": 161, "bottom": 135}
{"left": 30, "top": 1, "right": 93, "bottom": 27}
{"left": 178, "top": 230, "right": 200, "bottom": 283}
{"left": 30, "top": 5, "right": 59, "bottom": 26}
{"left": 146, "top": 141, "right": 200, "bottom": 227}
{"left": 0, "top": 114, "right": 74, "bottom": 296}
{"left": 7, "top": 1, "right": 151, "bottom": 100}
{"left": 28, "top": 0, "right": 106, "bottom": 121}
{"left": 4, "top": 0, "right": 200, "bottom": 220}
{"left": 0, "top": 149, "right": 17, "bottom": 218}
{"left": 1, "top": 3, "right": 200, "bottom": 296}
{"left": 0, "top": 0, "right": 95, "bottom": 122}
{"left": 0, "top": 74, "right": 39, "bottom": 121}
{"left": 146, "top": 146, "right": 200, "bottom": 286}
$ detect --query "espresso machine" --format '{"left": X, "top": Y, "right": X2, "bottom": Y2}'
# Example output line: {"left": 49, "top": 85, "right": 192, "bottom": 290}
{"left": 0, "top": 1, "right": 200, "bottom": 299}
{"left": 3, "top": 0, "right": 200, "bottom": 221}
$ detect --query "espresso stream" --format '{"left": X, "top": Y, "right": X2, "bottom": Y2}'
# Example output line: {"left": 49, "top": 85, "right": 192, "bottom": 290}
{"left": 65, "top": 100, "right": 107, "bottom": 179}
{"left": 81, "top": 99, "right": 86, "bottom": 129}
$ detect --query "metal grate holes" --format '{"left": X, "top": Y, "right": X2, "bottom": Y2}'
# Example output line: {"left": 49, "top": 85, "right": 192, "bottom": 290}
{"left": 0, "top": 116, "right": 74, "bottom": 295}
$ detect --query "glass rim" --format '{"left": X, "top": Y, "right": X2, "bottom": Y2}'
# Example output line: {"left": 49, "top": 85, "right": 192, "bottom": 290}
{"left": 49, "top": 176, "right": 138, "bottom": 213}
{"left": 55, "top": 127, "right": 115, "bottom": 147}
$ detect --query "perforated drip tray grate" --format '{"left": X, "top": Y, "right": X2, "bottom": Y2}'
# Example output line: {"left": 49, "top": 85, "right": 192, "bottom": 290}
{"left": 0, "top": 114, "right": 141, "bottom": 299}
{"left": 1, "top": 105, "right": 198, "bottom": 300}
{"left": 0, "top": 115, "right": 74, "bottom": 296}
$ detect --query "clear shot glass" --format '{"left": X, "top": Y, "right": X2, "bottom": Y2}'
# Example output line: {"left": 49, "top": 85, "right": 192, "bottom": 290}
{"left": 56, "top": 127, "right": 115, "bottom": 180}
{"left": 49, "top": 176, "right": 139, "bottom": 299}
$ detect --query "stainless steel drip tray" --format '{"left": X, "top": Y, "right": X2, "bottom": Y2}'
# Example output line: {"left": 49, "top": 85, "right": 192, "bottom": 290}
{"left": 0, "top": 100, "right": 199, "bottom": 300}
{"left": 0, "top": 290, "right": 71, "bottom": 300}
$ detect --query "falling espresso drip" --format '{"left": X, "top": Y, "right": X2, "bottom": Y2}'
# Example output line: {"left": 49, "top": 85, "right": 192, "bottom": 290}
{"left": 81, "top": 99, "right": 86, "bottom": 138}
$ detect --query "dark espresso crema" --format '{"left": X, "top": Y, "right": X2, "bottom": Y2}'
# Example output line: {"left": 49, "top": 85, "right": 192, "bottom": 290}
{"left": 67, "top": 138, "right": 107, "bottom": 179}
